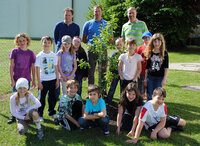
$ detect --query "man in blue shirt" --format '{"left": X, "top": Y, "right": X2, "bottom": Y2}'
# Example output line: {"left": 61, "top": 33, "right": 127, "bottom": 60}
{"left": 54, "top": 8, "right": 80, "bottom": 52}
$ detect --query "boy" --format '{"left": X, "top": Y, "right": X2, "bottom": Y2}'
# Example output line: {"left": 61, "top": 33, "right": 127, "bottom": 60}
{"left": 78, "top": 84, "right": 110, "bottom": 136}
{"left": 107, "top": 38, "right": 124, "bottom": 104}
{"left": 126, "top": 87, "right": 186, "bottom": 144}
{"left": 57, "top": 80, "right": 83, "bottom": 131}
{"left": 35, "top": 36, "right": 59, "bottom": 122}
{"left": 136, "top": 31, "right": 152, "bottom": 99}
{"left": 118, "top": 37, "right": 142, "bottom": 93}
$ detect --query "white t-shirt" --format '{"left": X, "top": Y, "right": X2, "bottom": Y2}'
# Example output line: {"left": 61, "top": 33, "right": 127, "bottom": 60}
{"left": 35, "top": 51, "right": 58, "bottom": 81}
{"left": 139, "top": 100, "right": 167, "bottom": 129}
{"left": 10, "top": 93, "right": 41, "bottom": 120}
{"left": 119, "top": 53, "right": 142, "bottom": 80}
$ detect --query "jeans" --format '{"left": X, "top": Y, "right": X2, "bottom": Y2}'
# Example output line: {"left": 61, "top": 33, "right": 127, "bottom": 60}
{"left": 75, "top": 74, "right": 83, "bottom": 96}
{"left": 107, "top": 76, "right": 121, "bottom": 103}
{"left": 147, "top": 75, "right": 163, "bottom": 100}
{"left": 138, "top": 74, "right": 145, "bottom": 95}
{"left": 78, "top": 116, "right": 109, "bottom": 132}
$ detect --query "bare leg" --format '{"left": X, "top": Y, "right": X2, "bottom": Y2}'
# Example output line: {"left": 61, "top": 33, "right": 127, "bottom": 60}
{"left": 158, "top": 127, "right": 172, "bottom": 139}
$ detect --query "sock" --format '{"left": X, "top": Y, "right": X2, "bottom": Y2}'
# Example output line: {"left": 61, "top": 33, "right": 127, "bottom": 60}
{"left": 34, "top": 119, "right": 41, "bottom": 129}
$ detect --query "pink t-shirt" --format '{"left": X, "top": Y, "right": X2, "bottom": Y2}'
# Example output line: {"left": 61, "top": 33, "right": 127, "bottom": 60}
{"left": 9, "top": 48, "right": 36, "bottom": 81}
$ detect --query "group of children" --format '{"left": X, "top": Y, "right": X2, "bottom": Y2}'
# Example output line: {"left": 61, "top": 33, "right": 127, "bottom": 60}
{"left": 8, "top": 32, "right": 186, "bottom": 143}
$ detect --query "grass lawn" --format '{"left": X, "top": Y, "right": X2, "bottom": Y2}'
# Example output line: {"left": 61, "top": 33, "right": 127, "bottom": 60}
{"left": 0, "top": 39, "right": 200, "bottom": 145}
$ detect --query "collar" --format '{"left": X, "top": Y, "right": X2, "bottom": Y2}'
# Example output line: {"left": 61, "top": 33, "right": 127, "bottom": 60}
{"left": 128, "top": 19, "right": 139, "bottom": 25}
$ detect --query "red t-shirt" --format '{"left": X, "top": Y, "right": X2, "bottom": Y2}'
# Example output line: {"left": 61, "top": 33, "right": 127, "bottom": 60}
{"left": 136, "top": 44, "right": 147, "bottom": 74}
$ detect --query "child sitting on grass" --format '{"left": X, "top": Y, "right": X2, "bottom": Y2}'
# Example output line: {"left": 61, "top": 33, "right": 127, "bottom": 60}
{"left": 78, "top": 84, "right": 110, "bottom": 136}
{"left": 10, "top": 78, "right": 44, "bottom": 139}
{"left": 126, "top": 87, "right": 186, "bottom": 144}
{"left": 57, "top": 79, "right": 83, "bottom": 131}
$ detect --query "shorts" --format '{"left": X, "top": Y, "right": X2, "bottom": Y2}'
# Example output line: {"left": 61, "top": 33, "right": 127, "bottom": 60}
{"left": 148, "top": 115, "right": 180, "bottom": 132}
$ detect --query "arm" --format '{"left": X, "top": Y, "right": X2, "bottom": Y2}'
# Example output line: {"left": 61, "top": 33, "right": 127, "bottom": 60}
{"left": 84, "top": 108, "right": 106, "bottom": 120}
{"left": 65, "top": 114, "right": 80, "bottom": 128}
{"left": 118, "top": 60, "right": 124, "bottom": 80}
{"left": 10, "top": 59, "right": 15, "bottom": 87}
{"left": 144, "top": 69, "right": 148, "bottom": 87}
{"left": 26, "top": 93, "right": 41, "bottom": 113}
{"left": 31, "top": 63, "right": 36, "bottom": 88}
{"left": 109, "top": 35, "right": 114, "bottom": 44}
{"left": 150, "top": 116, "right": 166, "bottom": 140}
{"left": 161, "top": 68, "right": 168, "bottom": 86}
{"left": 54, "top": 24, "right": 59, "bottom": 44}
{"left": 57, "top": 55, "right": 66, "bottom": 81}
{"left": 36, "top": 66, "right": 43, "bottom": 90}
{"left": 133, "top": 61, "right": 141, "bottom": 82}
{"left": 122, "top": 36, "right": 125, "bottom": 43}
{"left": 82, "top": 34, "right": 88, "bottom": 44}
{"left": 116, "top": 105, "right": 124, "bottom": 135}
{"left": 54, "top": 65, "right": 59, "bottom": 89}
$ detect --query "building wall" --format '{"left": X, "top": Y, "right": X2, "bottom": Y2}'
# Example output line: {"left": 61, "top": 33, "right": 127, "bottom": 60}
{"left": 0, "top": 0, "right": 90, "bottom": 38}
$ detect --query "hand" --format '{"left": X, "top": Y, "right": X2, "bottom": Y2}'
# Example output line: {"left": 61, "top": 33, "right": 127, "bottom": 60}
{"left": 125, "top": 138, "right": 138, "bottom": 144}
{"left": 116, "top": 128, "right": 122, "bottom": 135}
{"left": 120, "top": 76, "right": 124, "bottom": 80}
{"left": 133, "top": 78, "right": 137, "bottom": 82}
{"left": 56, "top": 80, "right": 59, "bottom": 89}
{"left": 11, "top": 80, "right": 15, "bottom": 87}
{"left": 144, "top": 79, "right": 147, "bottom": 87}
{"left": 127, "top": 130, "right": 135, "bottom": 136}
{"left": 83, "top": 77, "right": 87, "bottom": 81}
{"left": 38, "top": 82, "right": 43, "bottom": 90}
{"left": 24, "top": 114, "right": 30, "bottom": 120}
{"left": 32, "top": 80, "right": 36, "bottom": 88}
{"left": 150, "top": 131, "right": 157, "bottom": 140}
{"left": 161, "top": 79, "right": 166, "bottom": 86}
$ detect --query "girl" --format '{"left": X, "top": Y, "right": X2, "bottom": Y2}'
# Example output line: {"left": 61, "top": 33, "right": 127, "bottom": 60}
{"left": 8, "top": 33, "right": 36, "bottom": 124}
{"left": 72, "top": 36, "right": 88, "bottom": 96}
{"left": 116, "top": 83, "right": 143, "bottom": 136}
{"left": 10, "top": 78, "right": 43, "bottom": 139}
{"left": 57, "top": 35, "right": 77, "bottom": 95}
{"left": 144, "top": 33, "right": 169, "bottom": 100}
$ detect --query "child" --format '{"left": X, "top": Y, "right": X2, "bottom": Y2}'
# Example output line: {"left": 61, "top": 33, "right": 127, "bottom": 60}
{"left": 57, "top": 80, "right": 83, "bottom": 131}
{"left": 118, "top": 37, "right": 142, "bottom": 93}
{"left": 78, "top": 84, "right": 110, "bottom": 136}
{"left": 72, "top": 36, "right": 88, "bottom": 96}
{"left": 10, "top": 78, "right": 44, "bottom": 139}
{"left": 107, "top": 38, "right": 124, "bottom": 104}
{"left": 35, "top": 36, "right": 59, "bottom": 122}
{"left": 144, "top": 33, "right": 169, "bottom": 100}
{"left": 116, "top": 83, "right": 144, "bottom": 136}
{"left": 126, "top": 87, "right": 186, "bottom": 144}
{"left": 8, "top": 33, "right": 36, "bottom": 124}
{"left": 136, "top": 31, "right": 152, "bottom": 99}
{"left": 57, "top": 35, "right": 77, "bottom": 95}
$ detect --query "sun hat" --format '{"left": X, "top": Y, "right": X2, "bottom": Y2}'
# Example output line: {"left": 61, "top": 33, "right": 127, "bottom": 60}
{"left": 15, "top": 78, "right": 29, "bottom": 90}
{"left": 142, "top": 31, "right": 152, "bottom": 39}
{"left": 61, "top": 35, "right": 72, "bottom": 44}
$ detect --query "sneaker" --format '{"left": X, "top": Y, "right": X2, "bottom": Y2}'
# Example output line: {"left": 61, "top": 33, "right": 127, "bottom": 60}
{"left": 80, "top": 127, "right": 84, "bottom": 131}
{"left": 104, "top": 131, "right": 110, "bottom": 136}
{"left": 39, "top": 117, "right": 44, "bottom": 122}
{"left": 7, "top": 116, "right": 16, "bottom": 124}
{"left": 37, "top": 128, "right": 44, "bottom": 139}
{"left": 54, "top": 118, "right": 59, "bottom": 125}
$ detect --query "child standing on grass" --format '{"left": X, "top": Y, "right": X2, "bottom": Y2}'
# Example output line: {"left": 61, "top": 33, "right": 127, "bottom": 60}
{"left": 57, "top": 35, "right": 77, "bottom": 95}
{"left": 57, "top": 80, "right": 83, "bottom": 131}
{"left": 78, "top": 84, "right": 110, "bottom": 136}
{"left": 144, "top": 33, "right": 169, "bottom": 100}
{"left": 8, "top": 33, "right": 36, "bottom": 124}
{"left": 136, "top": 31, "right": 152, "bottom": 99}
{"left": 107, "top": 38, "right": 124, "bottom": 104}
{"left": 118, "top": 38, "right": 142, "bottom": 93}
{"left": 72, "top": 36, "right": 88, "bottom": 96}
{"left": 116, "top": 83, "right": 144, "bottom": 136}
{"left": 35, "top": 36, "right": 59, "bottom": 122}
{"left": 10, "top": 78, "right": 44, "bottom": 139}
{"left": 126, "top": 87, "right": 186, "bottom": 144}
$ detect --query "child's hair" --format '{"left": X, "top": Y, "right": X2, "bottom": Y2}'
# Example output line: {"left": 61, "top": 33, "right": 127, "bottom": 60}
{"left": 41, "top": 36, "right": 53, "bottom": 44}
{"left": 126, "top": 37, "right": 137, "bottom": 46}
{"left": 115, "top": 37, "right": 124, "bottom": 46}
{"left": 73, "top": 36, "right": 85, "bottom": 54}
{"left": 88, "top": 84, "right": 101, "bottom": 97}
{"left": 145, "top": 33, "right": 166, "bottom": 59}
{"left": 152, "top": 87, "right": 166, "bottom": 98}
{"left": 120, "top": 82, "right": 141, "bottom": 106}
{"left": 14, "top": 33, "right": 31, "bottom": 47}
{"left": 63, "top": 8, "right": 73, "bottom": 15}
{"left": 66, "top": 79, "right": 79, "bottom": 89}
{"left": 60, "top": 39, "right": 74, "bottom": 55}
{"left": 15, "top": 91, "right": 29, "bottom": 106}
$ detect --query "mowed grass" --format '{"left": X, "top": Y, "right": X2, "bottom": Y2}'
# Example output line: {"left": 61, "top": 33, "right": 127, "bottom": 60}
{"left": 0, "top": 39, "right": 200, "bottom": 145}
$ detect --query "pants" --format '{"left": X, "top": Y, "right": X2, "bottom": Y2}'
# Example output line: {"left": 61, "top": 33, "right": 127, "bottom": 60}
{"left": 60, "top": 79, "right": 67, "bottom": 95}
{"left": 78, "top": 116, "right": 109, "bottom": 133}
{"left": 38, "top": 79, "right": 57, "bottom": 117}
{"left": 120, "top": 113, "right": 134, "bottom": 131}
{"left": 147, "top": 75, "right": 163, "bottom": 100}
{"left": 75, "top": 74, "right": 84, "bottom": 96}
{"left": 120, "top": 80, "right": 136, "bottom": 93}
{"left": 138, "top": 74, "right": 145, "bottom": 95}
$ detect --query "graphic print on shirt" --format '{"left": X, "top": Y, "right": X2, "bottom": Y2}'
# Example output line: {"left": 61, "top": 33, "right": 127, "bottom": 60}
{"left": 150, "top": 54, "right": 163, "bottom": 72}
{"left": 42, "top": 57, "right": 55, "bottom": 75}
{"left": 19, "top": 102, "right": 28, "bottom": 113}
{"left": 63, "top": 55, "right": 73, "bottom": 75}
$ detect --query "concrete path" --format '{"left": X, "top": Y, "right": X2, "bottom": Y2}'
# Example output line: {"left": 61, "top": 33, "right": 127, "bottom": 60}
{"left": 169, "top": 63, "right": 200, "bottom": 72}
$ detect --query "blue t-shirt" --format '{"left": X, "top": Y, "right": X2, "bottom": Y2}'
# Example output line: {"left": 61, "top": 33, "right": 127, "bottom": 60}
{"left": 82, "top": 19, "right": 107, "bottom": 45}
{"left": 85, "top": 98, "right": 107, "bottom": 115}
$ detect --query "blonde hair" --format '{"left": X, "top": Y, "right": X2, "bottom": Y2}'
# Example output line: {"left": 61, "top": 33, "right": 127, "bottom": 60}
{"left": 15, "top": 91, "right": 29, "bottom": 106}
{"left": 60, "top": 42, "right": 75, "bottom": 55}
{"left": 115, "top": 38, "right": 124, "bottom": 46}
{"left": 14, "top": 33, "right": 31, "bottom": 47}
{"left": 66, "top": 79, "right": 79, "bottom": 89}
{"left": 145, "top": 33, "right": 166, "bottom": 59}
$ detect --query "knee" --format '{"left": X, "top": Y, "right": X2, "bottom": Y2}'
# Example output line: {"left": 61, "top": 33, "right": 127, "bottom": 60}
{"left": 158, "top": 131, "right": 171, "bottom": 139}
{"left": 78, "top": 117, "right": 85, "bottom": 126}
{"left": 32, "top": 111, "right": 39, "bottom": 119}
{"left": 99, "top": 117, "right": 109, "bottom": 125}
{"left": 178, "top": 119, "right": 186, "bottom": 127}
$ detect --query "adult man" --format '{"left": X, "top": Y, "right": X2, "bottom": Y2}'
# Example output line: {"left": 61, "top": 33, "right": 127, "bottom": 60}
{"left": 82, "top": 5, "right": 113, "bottom": 92}
{"left": 54, "top": 8, "right": 80, "bottom": 52}
{"left": 122, "top": 7, "right": 148, "bottom": 46}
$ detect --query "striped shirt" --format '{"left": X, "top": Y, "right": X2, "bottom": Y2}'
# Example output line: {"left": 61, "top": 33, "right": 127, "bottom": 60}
{"left": 121, "top": 19, "right": 148, "bottom": 46}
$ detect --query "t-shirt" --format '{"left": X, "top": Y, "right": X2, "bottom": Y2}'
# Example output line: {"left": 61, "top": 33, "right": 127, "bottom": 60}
{"left": 9, "top": 48, "right": 36, "bottom": 81}
{"left": 58, "top": 94, "right": 83, "bottom": 118}
{"left": 10, "top": 93, "right": 41, "bottom": 120}
{"left": 57, "top": 51, "right": 76, "bottom": 78}
{"left": 139, "top": 100, "right": 167, "bottom": 129}
{"left": 119, "top": 53, "right": 142, "bottom": 80}
{"left": 146, "top": 51, "right": 169, "bottom": 77}
{"left": 121, "top": 19, "right": 148, "bottom": 46}
{"left": 136, "top": 44, "right": 147, "bottom": 74}
{"left": 85, "top": 98, "right": 107, "bottom": 115}
{"left": 35, "top": 51, "right": 58, "bottom": 81}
